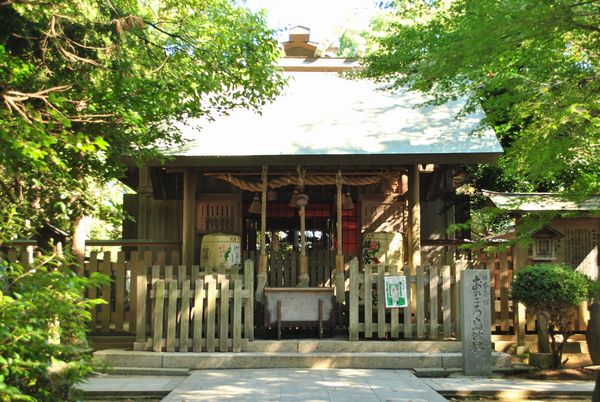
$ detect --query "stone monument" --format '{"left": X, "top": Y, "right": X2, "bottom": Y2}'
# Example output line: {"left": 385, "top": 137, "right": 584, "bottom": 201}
{"left": 461, "top": 269, "right": 492, "bottom": 376}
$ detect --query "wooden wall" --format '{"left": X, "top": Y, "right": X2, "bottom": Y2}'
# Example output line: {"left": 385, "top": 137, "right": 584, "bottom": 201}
{"left": 419, "top": 169, "right": 457, "bottom": 266}
{"left": 126, "top": 167, "right": 467, "bottom": 270}
{"left": 517, "top": 217, "right": 600, "bottom": 280}
{"left": 123, "top": 193, "right": 183, "bottom": 242}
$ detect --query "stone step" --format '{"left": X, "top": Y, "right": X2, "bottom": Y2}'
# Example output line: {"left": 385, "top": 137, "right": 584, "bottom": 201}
{"left": 102, "top": 367, "right": 191, "bottom": 376}
{"left": 94, "top": 349, "right": 512, "bottom": 370}
{"left": 243, "top": 339, "right": 462, "bottom": 353}
{"left": 89, "top": 335, "right": 136, "bottom": 351}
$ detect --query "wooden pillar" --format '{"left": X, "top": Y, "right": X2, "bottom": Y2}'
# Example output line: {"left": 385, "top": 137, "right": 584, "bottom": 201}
{"left": 407, "top": 166, "right": 422, "bottom": 335}
{"left": 445, "top": 168, "right": 456, "bottom": 265}
{"left": 137, "top": 167, "right": 151, "bottom": 255}
{"left": 256, "top": 167, "right": 268, "bottom": 302}
{"left": 260, "top": 167, "right": 267, "bottom": 256}
{"left": 259, "top": 166, "right": 268, "bottom": 279}
{"left": 407, "top": 165, "right": 421, "bottom": 274}
{"left": 182, "top": 167, "right": 196, "bottom": 265}
{"left": 514, "top": 235, "right": 529, "bottom": 351}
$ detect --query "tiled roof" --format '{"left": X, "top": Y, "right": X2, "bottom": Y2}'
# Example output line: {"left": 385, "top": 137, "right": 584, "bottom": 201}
{"left": 171, "top": 71, "right": 502, "bottom": 164}
{"left": 484, "top": 190, "right": 600, "bottom": 212}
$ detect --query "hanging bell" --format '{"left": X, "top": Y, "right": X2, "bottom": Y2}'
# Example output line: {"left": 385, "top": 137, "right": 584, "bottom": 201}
{"left": 296, "top": 193, "right": 309, "bottom": 207}
{"left": 248, "top": 194, "right": 261, "bottom": 214}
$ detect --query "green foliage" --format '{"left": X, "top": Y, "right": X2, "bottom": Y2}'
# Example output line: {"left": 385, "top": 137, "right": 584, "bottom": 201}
{"left": 0, "top": 0, "right": 285, "bottom": 241}
{"left": 337, "top": 29, "right": 368, "bottom": 58}
{"left": 0, "top": 253, "right": 108, "bottom": 400}
{"left": 589, "top": 280, "right": 600, "bottom": 304}
{"left": 512, "top": 263, "right": 594, "bottom": 368}
{"left": 359, "top": 0, "right": 599, "bottom": 198}
{"left": 87, "top": 180, "right": 133, "bottom": 240}
{"left": 0, "top": 2, "right": 283, "bottom": 398}
{"left": 512, "top": 264, "right": 591, "bottom": 311}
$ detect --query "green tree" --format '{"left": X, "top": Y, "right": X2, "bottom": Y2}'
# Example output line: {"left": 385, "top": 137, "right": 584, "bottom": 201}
{"left": 358, "top": 0, "right": 599, "bottom": 197}
{"left": 0, "top": 252, "right": 108, "bottom": 400}
{"left": 512, "top": 264, "right": 595, "bottom": 368}
{"left": 0, "top": 3, "right": 284, "bottom": 398}
{"left": 0, "top": 0, "right": 285, "bottom": 243}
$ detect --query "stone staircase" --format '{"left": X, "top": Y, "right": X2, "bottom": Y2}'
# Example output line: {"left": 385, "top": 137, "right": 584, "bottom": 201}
{"left": 94, "top": 339, "right": 512, "bottom": 371}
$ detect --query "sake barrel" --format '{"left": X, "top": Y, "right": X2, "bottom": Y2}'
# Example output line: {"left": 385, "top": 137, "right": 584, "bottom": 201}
{"left": 200, "top": 233, "right": 241, "bottom": 273}
{"left": 361, "top": 232, "right": 402, "bottom": 266}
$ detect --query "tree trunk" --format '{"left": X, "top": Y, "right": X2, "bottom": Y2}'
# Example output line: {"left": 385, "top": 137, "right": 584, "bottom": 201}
{"left": 537, "top": 314, "right": 551, "bottom": 353}
{"left": 549, "top": 333, "right": 564, "bottom": 369}
{"left": 72, "top": 215, "right": 91, "bottom": 272}
{"left": 587, "top": 304, "right": 600, "bottom": 364}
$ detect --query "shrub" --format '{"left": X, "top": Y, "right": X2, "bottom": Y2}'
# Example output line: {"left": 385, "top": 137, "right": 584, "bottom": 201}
{"left": 589, "top": 280, "right": 600, "bottom": 304}
{"left": 512, "top": 263, "right": 594, "bottom": 369}
{"left": 0, "top": 252, "right": 107, "bottom": 401}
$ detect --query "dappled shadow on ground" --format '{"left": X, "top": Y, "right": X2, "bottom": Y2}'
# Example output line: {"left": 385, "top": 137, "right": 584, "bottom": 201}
{"left": 510, "top": 353, "right": 595, "bottom": 380}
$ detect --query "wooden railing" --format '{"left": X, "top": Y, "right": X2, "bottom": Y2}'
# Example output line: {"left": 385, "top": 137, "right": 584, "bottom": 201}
{"left": 133, "top": 259, "right": 254, "bottom": 352}
{"left": 348, "top": 259, "right": 467, "bottom": 340}
{"left": 242, "top": 249, "right": 338, "bottom": 288}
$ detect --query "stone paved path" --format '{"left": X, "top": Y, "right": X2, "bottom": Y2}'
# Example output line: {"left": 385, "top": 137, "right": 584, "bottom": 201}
{"left": 161, "top": 368, "right": 447, "bottom": 401}
{"left": 423, "top": 376, "right": 595, "bottom": 398}
{"left": 79, "top": 375, "right": 184, "bottom": 395}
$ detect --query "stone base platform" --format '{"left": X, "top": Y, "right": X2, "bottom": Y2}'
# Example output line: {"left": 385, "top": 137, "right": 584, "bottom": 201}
{"left": 94, "top": 349, "right": 512, "bottom": 370}
{"left": 244, "top": 339, "right": 463, "bottom": 353}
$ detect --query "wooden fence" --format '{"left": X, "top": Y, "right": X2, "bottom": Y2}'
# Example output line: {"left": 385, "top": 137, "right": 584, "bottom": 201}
{"left": 484, "top": 250, "right": 515, "bottom": 334}
{"left": 482, "top": 249, "right": 588, "bottom": 333}
{"left": 348, "top": 259, "right": 467, "bottom": 340}
{"left": 83, "top": 250, "right": 185, "bottom": 333}
{"left": 347, "top": 253, "right": 589, "bottom": 342}
{"left": 1, "top": 245, "right": 590, "bottom": 345}
{"left": 133, "top": 259, "right": 254, "bottom": 352}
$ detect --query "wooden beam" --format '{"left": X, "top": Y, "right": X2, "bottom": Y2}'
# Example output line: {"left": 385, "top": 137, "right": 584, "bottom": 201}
{"left": 203, "top": 170, "right": 405, "bottom": 176}
{"left": 407, "top": 166, "right": 421, "bottom": 274}
{"left": 182, "top": 168, "right": 196, "bottom": 265}
{"left": 134, "top": 152, "right": 502, "bottom": 169}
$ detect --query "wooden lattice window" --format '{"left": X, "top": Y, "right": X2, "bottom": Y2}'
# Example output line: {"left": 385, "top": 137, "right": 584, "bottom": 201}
{"left": 530, "top": 224, "right": 562, "bottom": 261}
{"left": 196, "top": 194, "right": 241, "bottom": 235}
{"left": 533, "top": 238, "right": 553, "bottom": 260}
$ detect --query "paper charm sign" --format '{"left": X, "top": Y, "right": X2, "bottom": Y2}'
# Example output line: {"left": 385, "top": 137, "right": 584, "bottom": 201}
{"left": 384, "top": 275, "right": 408, "bottom": 308}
